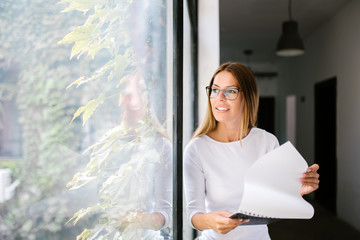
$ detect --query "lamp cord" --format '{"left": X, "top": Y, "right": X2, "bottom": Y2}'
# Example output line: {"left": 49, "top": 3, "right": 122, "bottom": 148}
{"left": 288, "top": 0, "right": 293, "bottom": 20}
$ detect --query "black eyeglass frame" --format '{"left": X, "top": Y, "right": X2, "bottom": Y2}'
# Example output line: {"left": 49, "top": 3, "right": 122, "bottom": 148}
{"left": 205, "top": 86, "right": 241, "bottom": 100}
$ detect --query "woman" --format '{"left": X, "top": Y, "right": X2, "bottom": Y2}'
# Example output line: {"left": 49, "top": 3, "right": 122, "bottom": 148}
{"left": 183, "top": 62, "right": 319, "bottom": 240}
{"left": 67, "top": 72, "right": 172, "bottom": 240}
{"left": 118, "top": 72, "right": 172, "bottom": 235}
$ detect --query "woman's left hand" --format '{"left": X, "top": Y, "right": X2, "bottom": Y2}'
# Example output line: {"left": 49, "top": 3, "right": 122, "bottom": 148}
{"left": 118, "top": 211, "right": 165, "bottom": 231}
{"left": 300, "top": 164, "right": 320, "bottom": 196}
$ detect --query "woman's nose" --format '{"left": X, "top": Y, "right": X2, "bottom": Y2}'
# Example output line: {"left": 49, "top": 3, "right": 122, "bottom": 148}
{"left": 217, "top": 90, "right": 227, "bottom": 101}
{"left": 123, "top": 92, "right": 142, "bottom": 108}
{"left": 131, "top": 94, "right": 143, "bottom": 108}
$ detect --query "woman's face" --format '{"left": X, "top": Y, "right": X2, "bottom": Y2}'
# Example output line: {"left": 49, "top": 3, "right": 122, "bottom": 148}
{"left": 210, "top": 71, "right": 244, "bottom": 128}
{"left": 122, "top": 73, "right": 147, "bottom": 124}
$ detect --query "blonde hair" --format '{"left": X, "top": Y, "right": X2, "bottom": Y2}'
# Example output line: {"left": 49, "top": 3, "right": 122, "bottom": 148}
{"left": 192, "top": 62, "right": 259, "bottom": 139}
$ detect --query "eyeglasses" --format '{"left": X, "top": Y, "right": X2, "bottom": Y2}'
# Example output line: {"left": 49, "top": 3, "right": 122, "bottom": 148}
{"left": 206, "top": 86, "right": 241, "bottom": 100}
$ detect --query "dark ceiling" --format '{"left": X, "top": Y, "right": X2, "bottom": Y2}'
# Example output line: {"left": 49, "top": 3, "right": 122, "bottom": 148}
{"left": 220, "top": 0, "right": 352, "bottom": 63}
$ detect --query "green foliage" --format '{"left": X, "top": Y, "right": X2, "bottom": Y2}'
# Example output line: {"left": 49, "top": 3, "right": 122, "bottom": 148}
{"left": 71, "top": 93, "right": 105, "bottom": 125}
{"left": 57, "top": 0, "right": 171, "bottom": 239}
{"left": 0, "top": 159, "right": 23, "bottom": 179}
{"left": 7, "top": 62, "right": 85, "bottom": 239}
{"left": 0, "top": 0, "right": 91, "bottom": 239}
{"left": 65, "top": 122, "right": 166, "bottom": 239}
{"left": 0, "top": 83, "right": 16, "bottom": 101}
{"left": 1, "top": 0, "right": 169, "bottom": 239}
{"left": 58, "top": 0, "right": 105, "bottom": 13}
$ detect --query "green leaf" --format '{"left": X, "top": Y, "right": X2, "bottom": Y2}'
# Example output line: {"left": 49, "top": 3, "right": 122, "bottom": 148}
{"left": 70, "top": 106, "right": 86, "bottom": 124}
{"left": 58, "top": 24, "right": 97, "bottom": 44}
{"left": 70, "top": 93, "right": 105, "bottom": 125}
{"left": 88, "top": 8, "right": 108, "bottom": 24}
{"left": 66, "top": 76, "right": 86, "bottom": 89}
{"left": 82, "top": 93, "right": 105, "bottom": 125}
{"left": 76, "top": 229, "right": 91, "bottom": 240}
{"left": 58, "top": 0, "right": 103, "bottom": 13}
{"left": 68, "top": 204, "right": 102, "bottom": 225}
{"left": 67, "top": 172, "right": 97, "bottom": 190}
{"left": 71, "top": 40, "right": 88, "bottom": 59}
{"left": 21, "top": 220, "right": 33, "bottom": 232}
{"left": 87, "top": 38, "right": 113, "bottom": 59}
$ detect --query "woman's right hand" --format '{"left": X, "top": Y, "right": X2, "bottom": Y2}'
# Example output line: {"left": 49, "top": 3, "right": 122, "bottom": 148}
{"left": 192, "top": 211, "right": 249, "bottom": 235}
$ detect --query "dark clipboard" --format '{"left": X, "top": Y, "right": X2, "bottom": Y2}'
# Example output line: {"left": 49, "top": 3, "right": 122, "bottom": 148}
{"left": 229, "top": 213, "right": 280, "bottom": 225}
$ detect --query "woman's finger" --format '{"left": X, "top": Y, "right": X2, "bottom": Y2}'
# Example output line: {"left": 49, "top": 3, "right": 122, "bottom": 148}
{"left": 307, "top": 163, "right": 319, "bottom": 172}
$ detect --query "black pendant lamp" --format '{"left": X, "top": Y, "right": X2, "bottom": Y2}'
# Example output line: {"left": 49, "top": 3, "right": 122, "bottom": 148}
{"left": 276, "top": 0, "right": 305, "bottom": 57}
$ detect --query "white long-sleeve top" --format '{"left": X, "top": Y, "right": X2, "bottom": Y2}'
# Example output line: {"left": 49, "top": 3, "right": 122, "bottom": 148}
{"left": 183, "top": 128, "right": 279, "bottom": 240}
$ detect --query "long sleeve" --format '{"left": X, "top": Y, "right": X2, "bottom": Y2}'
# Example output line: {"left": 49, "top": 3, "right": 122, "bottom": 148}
{"left": 154, "top": 137, "right": 173, "bottom": 229}
{"left": 183, "top": 140, "right": 206, "bottom": 229}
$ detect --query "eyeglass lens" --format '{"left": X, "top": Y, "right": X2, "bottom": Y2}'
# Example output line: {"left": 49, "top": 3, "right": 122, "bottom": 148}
{"left": 206, "top": 86, "right": 239, "bottom": 100}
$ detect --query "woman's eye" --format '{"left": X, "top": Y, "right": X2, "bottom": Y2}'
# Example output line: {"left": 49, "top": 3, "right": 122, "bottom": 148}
{"left": 227, "top": 89, "right": 237, "bottom": 94}
{"left": 212, "top": 88, "right": 219, "bottom": 93}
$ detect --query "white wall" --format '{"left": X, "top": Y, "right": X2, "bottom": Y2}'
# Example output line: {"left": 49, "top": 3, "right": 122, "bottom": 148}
{"left": 198, "top": 0, "right": 220, "bottom": 123}
{"left": 182, "top": 1, "right": 194, "bottom": 238}
{"left": 183, "top": 0, "right": 193, "bottom": 145}
{"left": 277, "top": 0, "right": 360, "bottom": 231}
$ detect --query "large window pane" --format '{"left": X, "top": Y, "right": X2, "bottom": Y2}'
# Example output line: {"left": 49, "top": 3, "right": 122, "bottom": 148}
{"left": 0, "top": 0, "right": 173, "bottom": 239}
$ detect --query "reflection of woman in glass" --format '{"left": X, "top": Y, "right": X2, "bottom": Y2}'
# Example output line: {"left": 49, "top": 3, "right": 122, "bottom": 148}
{"left": 183, "top": 62, "right": 319, "bottom": 240}
{"left": 109, "top": 71, "right": 172, "bottom": 239}
{"left": 69, "top": 71, "right": 172, "bottom": 240}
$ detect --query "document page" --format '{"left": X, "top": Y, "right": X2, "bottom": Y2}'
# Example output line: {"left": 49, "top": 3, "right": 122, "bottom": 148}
{"left": 230, "top": 141, "right": 314, "bottom": 223}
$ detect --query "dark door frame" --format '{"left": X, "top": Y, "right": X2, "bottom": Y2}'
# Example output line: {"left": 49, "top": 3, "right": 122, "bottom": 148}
{"left": 314, "top": 77, "right": 337, "bottom": 215}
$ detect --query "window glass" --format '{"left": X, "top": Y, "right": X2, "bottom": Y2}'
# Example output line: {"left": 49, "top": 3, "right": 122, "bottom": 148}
{"left": 0, "top": 0, "right": 173, "bottom": 239}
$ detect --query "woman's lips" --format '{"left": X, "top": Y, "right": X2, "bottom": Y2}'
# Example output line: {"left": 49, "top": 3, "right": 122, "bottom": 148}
{"left": 215, "top": 107, "right": 229, "bottom": 111}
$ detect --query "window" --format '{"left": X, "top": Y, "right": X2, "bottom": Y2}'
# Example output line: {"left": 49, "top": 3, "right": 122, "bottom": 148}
{"left": 0, "top": 0, "right": 177, "bottom": 239}
{"left": 0, "top": 63, "right": 22, "bottom": 158}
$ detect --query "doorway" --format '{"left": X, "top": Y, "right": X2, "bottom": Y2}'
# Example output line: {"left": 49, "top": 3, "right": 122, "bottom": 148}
{"left": 257, "top": 97, "right": 275, "bottom": 134}
{"left": 314, "top": 77, "right": 337, "bottom": 214}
